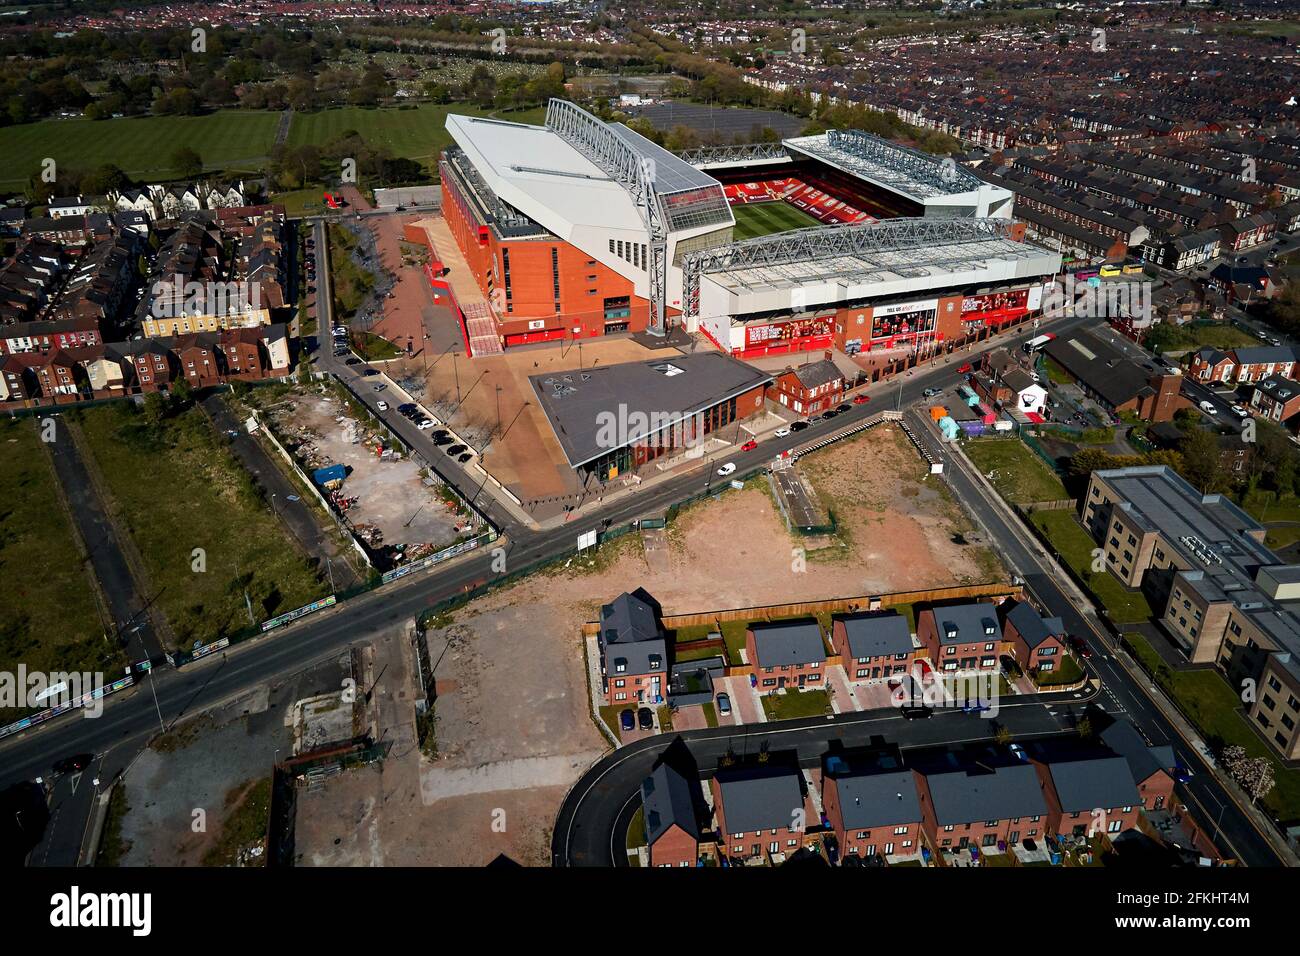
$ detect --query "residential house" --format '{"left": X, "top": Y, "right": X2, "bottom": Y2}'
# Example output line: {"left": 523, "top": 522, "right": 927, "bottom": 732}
{"left": 747, "top": 619, "right": 827, "bottom": 691}
{"left": 821, "top": 769, "right": 923, "bottom": 860}
{"left": 831, "top": 611, "right": 916, "bottom": 682}
{"left": 916, "top": 763, "right": 1050, "bottom": 851}
{"left": 768, "top": 357, "right": 845, "bottom": 416}
{"left": 0, "top": 316, "right": 101, "bottom": 356}
{"left": 174, "top": 333, "right": 224, "bottom": 388}
{"left": 1098, "top": 719, "right": 1177, "bottom": 811}
{"left": 917, "top": 602, "right": 1004, "bottom": 673}
{"left": 120, "top": 339, "right": 176, "bottom": 392}
{"left": 33, "top": 349, "right": 87, "bottom": 398}
{"left": 641, "top": 763, "right": 703, "bottom": 868}
{"left": 1226, "top": 346, "right": 1296, "bottom": 384}
{"left": 711, "top": 766, "right": 812, "bottom": 862}
{"left": 1002, "top": 601, "right": 1070, "bottom": 677}
{"left": 1034, "top": 755, "right": 1143, "bottom": 838}
{"left": 1250, "top": 374, "right": 1300, "bottom": 430}
{"left": 0, "top": 353, "right": 43, "bottom": 401}
{"left": 596, "top": 592, "right": 667, "bottom": 707}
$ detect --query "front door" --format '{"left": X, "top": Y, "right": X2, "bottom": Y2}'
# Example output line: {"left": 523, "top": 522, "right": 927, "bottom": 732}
{"left": 798, "top": 673, "right": 806, "bottom": 687}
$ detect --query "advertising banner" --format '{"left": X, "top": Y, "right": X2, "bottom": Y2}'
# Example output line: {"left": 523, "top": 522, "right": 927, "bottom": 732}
{"left": 870, "top": 299, "right": 938, "bottom": 341}
{"left": 744, "top": 315, "right": 833, "bottom": 349}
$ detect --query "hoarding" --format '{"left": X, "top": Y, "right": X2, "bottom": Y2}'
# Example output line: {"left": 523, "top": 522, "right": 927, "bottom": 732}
{"left": 744, "top": 314, "right": 833, "bottom": 349}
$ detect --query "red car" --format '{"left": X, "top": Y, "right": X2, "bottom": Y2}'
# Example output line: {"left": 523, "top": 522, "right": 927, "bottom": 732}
{"left": 740, "top": 439, "right": 758, "bottom": 452}
{"left": 852, "top": 394, "right": 870, "bottom": 404}
{"left": 956, "top": 363, "right": 972, "bottom": 374}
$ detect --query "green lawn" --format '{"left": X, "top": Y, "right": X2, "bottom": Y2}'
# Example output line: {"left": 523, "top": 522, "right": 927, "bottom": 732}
{"left": 964, "top": 438, "right": 1070, "bottom": 504}
{"left": 1031, "top": 510, "right": 1153, "bottom": 624}
{"left": 701, "top": 702, "right": 719, "bottom": 728}
{"left": 351, "top": 330, "right": 404, "bottom": 361}
{"left": 270, "top": 188, "right": 327, "bottom": 217}
{"left": 730, "top": 201, "right": 821, "bottom": 240}
{"left": 1240, "top": 489, "right": 1300, "bottom": 525}
{"left": 1144, "top": 321, "right": 1262, "bottom": 354}
{"left": 286, "top": 103, "right": 546, "bottom": 167}
{"left": 1124, "top": 632, "right": 1300, "bottom": 822}
{"left": 761, "top": 687, "right": 832, "bottom": 721}
{"left": 76, "top": 403, "right": 326, "bottom": 649}
{"left": 0, "top": 110, "right": 282, "bottom": 189}
{"left": 0, "top": 419, "right": 113, "bottom": 721}
{"left": 1034, "top": 654, "right": 1084, "bottom": 687}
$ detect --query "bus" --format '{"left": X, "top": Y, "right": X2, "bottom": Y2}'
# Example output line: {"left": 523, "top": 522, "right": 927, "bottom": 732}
{"left": 1122, "top": 263, "right": 1146, "bottom": 275}
{"left": 1023, "top": 333, "right": 1056, "bottom": 354}
{"left": 1099, "top": 264, "right": 1123, "bottom": 278}
{"left": 1073, "top": 267, "right": 1099, "bottom": 281}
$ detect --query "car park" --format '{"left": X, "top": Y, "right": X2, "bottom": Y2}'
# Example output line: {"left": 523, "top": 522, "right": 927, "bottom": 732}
{"left": 637, "top": 707, "right": 654, "bottom": 731}
{"left": 716, "top": 693, "right": 731, "bottom": 716}
{"left": 740, "top": 439, "right": 757, "bottom": 451}
{"left": 716, "top": 462, "right": 736, "bottom": 477}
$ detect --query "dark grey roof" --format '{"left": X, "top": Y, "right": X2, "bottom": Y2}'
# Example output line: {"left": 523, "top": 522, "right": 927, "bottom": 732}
{"left": 1043, "top": 330, "right": 1166, "bottom": 408}
{"left": 831, "top": 771, "right": 922, "bottom": 829}
{"left": 1099, "top": 719, "right": 1176, "bottom": 785}
{"left": 925, "top": 764, "right": 1048, "bottom": 825}
{"left": 1045, "top": 756, "right": 1141, "bottom": 812}
{"left": 749, "top": 619, "right": 826, "bottom": 667}
{"left": 715, "top": 767, "right": 805, "bottom": 833}
{"left": 1254, "top": 374, "right": 1300, "bottom": 404}
{"left": 791, "top": 359, "right": 843, "bottom": 390}
{"left": 837, "top": 612, "right": 912, "bottom": 659}
{"left": 599, "top": 592, "right": 665, "bottom": 676}
{"left": 1232, "top": 345, "right": 1296, "bottom": 366}
{"left": 642, "top": 763, "right": 701, "bottom": 843}
{"left": 1004, "top": 602, "right": 1063, "bottom": 651}
{"left": 529, "top": 352, "right": 772, "bottom": 468}
{"left": 927, "top": 602, "right": 1000, "bottom": 646}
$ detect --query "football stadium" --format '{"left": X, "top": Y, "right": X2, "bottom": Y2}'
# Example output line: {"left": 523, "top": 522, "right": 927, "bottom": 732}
{"left": 440, "top": 99, "right": 1062, "bottom": 360}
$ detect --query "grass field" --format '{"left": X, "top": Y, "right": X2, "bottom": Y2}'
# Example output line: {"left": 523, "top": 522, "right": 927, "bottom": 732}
{"left": 730, "top": 201, "right": 820, "bottom": 240}
{"left": 285, "top": 103, "right": 546, "bottom": 168}
{"left": 964, "top": 438, "right": 1069, "bottom": 504}
{"left": 0, "top": 110, "right": 283, "bottom": 189}
{"left": 76, "top": 403, "right": 326, "bottom": 650}
{"left": 0, "top": 419, "right": 112, "bottom": 721}
{"left": 1030, "top": 510, "right": 1153, "bottom": 624}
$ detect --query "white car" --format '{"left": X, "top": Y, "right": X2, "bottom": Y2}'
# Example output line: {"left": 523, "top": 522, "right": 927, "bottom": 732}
{"left": 774, "top": 427, "right": 791, "bottom": 438}
{"left": 716, "top": 463, "right": 736, "bottom": 477}
{"left": 417, "top": 419, "right": 435, "bottom": 430}
{"left": 376, "top": 401, "right": 389, "bottom": 412}
{"left": 1231, "top": 404, "right": 1250, "bottom": 418}
{"left": 1199, "top": 400, "right": 1216, "bottom": 414}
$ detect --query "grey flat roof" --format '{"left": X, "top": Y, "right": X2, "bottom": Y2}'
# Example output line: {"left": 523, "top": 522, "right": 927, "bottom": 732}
{"left": 830, "top": 770, "right": 922, "bottom": 829}
{"left": 836, "top": 612, "right": 913, "bottom": 659}
{"left": 749, "top": 619, "right": 827, "bottom": 667}
{"left": 529, "top": 352, "right": 772, "bottom": 469}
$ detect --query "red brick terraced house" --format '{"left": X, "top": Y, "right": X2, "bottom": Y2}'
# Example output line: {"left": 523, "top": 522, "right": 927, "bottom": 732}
{"left": 33, "top": 349, "right": 87, "bottom": 399}
{"left": 1034, "top": 754, "right": 1143, "bottom": 839}
{"left": 821, "top": 769, "right": 924, "bottom": 861}
{"left": 220, "top": 327, "right": 271, "bottom": 379}
{"left": 0, "top": 352, "right": 44, "bottom": 401}
{"left": 747, "top": 619, "right": 828, "bottom": 691}
{"left": 711, "top": 765, "right": 815, "bottom": 863}
{"left": 1189, "top": 345, "right": 1297, "bottom": 385}
{"left": 768, "top": 357, "right": 845, "bottom": 417}
{"left": 831, "top": 611, "right": 917, "bottom": 682}
{"left": 916, "top": 763, "right": 1050, "bottom": 854}
{"left": 917, "top": 602, "right": 1004, "bottom": 674}
{"left": 1002, "top": 601, "right": 1070, "bottom": 678}
{"left": 174, "top": 333, "right": 224, "bottom": 388}
{"left": 596, "top": 592, "right": 667, "bottom": 707}
{"left": 1250, "top": 374, "right": 1300, "bottom": 430}
{"left": 121, "top": 339, "right": 177, "bottom": 392}
{"left": 641, "top": 762, "right": 704, "bottom": 868}
{"left": 1098, "top": 719, "right": 1178, "bottom": 812}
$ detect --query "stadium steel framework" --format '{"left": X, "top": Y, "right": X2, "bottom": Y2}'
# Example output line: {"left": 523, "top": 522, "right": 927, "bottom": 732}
{"left": 823, "top": 129, "right": 986, "bottom": 196}
{"left": 546, "top": 98, "right": 670, "bottom": 335}
{"left": 676, "top": 142, "right": 791, "bottom": 167}
{"left": 680, "top": 216, "right": 1019, "bottom": 320}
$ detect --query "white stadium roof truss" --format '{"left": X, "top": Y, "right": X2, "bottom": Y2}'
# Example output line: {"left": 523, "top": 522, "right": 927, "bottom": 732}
{"left": 681, "top": 217, "right": 1024, "bottom": 318}
{"left": 675, "top": 142, "right": 791, "bottom": 166}
{"left": 791, "top": 129, "right": 985, "bottom": 199}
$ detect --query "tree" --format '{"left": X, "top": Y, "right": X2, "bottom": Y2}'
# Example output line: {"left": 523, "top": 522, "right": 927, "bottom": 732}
{"left": 142, "top": 391, "right": 167, "bottom": 426}
{"left": 1179, "top": 426, "right": 1232, "bottom": 493}
{"left": 171, "top": 146, "right": 203, "bottom": 180}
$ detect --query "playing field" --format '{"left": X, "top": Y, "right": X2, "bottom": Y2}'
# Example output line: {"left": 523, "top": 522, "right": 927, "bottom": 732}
{"left": 286, "top": 103, "right": 546, "bottom": 166}
{"left": 0, "top": 110, "right": 283, "bottom": 189}
{"left": 730, "top": 200, "right": 821, "bottom": 240}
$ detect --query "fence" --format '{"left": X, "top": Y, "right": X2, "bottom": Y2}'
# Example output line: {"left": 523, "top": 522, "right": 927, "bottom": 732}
{"left": 381, "top": 529, "right": 498, "bottom": 584}
{"left": 0, "top": 674, "right": 136, "bottom": 741}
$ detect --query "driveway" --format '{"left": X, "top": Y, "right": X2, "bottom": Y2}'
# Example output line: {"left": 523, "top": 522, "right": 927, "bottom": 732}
{"left": 718, "top": 675, "right": 764, "bottom": 725}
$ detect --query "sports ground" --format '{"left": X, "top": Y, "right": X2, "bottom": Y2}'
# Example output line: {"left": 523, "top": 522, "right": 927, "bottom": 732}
{"left": 730, "top": 200, "right": 821, "bottom": 241}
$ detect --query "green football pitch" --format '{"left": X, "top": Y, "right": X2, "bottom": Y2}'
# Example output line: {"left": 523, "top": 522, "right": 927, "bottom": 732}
{"left": 729, "top": 200, "right": 821, "bottom": 240}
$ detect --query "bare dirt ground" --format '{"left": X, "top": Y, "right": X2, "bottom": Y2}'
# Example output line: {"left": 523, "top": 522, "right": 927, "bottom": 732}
{"left": 263, "top": 387, "right": 468, "bottom": 563}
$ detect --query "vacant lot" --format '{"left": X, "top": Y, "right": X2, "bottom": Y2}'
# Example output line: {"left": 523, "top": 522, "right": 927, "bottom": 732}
{"left": 0, "top": 419, "right": 108, "bottom": 719}
{"left": 76, "top": 402, "right": 325, "bottom": 648}
{"left": 965, "top": 437, "right": 1070, "bottom": 504}
{"left": 731, "top": 201, "right": 820, "bottom": 240}
{"left": 0, "top": 110, "right": 282, "bottom": 189}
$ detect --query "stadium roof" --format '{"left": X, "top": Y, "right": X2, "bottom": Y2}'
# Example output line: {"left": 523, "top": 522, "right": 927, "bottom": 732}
{"left": 784, "top": 129, "right": 989, "bottom": 201}
{"left": 528, "top": 352, "right": 772, "bottom": 469}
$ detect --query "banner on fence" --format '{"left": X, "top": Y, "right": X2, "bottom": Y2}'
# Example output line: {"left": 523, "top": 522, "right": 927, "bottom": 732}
{"left": 0, "top": 674, "right": 135, "bottom": 741}
{"left": 191, "top": 637, "right": 232, "bottom": 659}
{"left": 261, "top": 596, "right": 337, "bottom": 633}
{"left": 381, "top": 532, "right": 494, "bottom": 584}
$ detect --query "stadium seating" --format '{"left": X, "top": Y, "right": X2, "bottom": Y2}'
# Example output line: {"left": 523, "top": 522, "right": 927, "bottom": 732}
{"left": 723, "top": 178, "right": 875, "bottom": 225}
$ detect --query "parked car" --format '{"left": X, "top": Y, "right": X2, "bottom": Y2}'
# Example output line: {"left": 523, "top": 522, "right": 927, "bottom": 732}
{"left": 398, "top": 403, "right": 416, "bottom": 414}
{"left": 345, "top": 358, "right": 361, "bottom": 366}
{"left": 637, "top": 707, "right": 654, "bottom": 731}
{"left": 360, "top": 369, "right": 379, "bottom": 377}
{"left": 1231, "top": 404, "right": 1250, "bottom": 418}
{"left": 821, "top": 409, "right": 839, "bottom": 419}
{"left": 900, "top": 705, "right": 932, "bottom": 720}
{"left": 956, "top": 363, "right": 972, "bottom": 374}
{"left": 740, "top": 439, "right": 757, "bottom": 452}
{"left": 447, "top": 444, "right": 468, "bottom": 456}
{"left": 376, "top": 401, "right": 389, "bottom": 412}
{"left": 852, "top": 395, "right": 870, "bottom": 405}
{"left": 1173, "top": 761, "right": 1194, "bottom": 783}
{"left": 774, "top": 427, "right": 791, "bottom": 438}
{"left": 417, "top": 419, "right": 435, "bottom": 430}
{"left": 1068, "top": 636, "right": 1093, "bottom": 660}
{"left": 716, "top": 462, "right": 736, "bottom": 477}
{"left": 620, "top": 709, "right": 635, "bottom": 732}
{"left": 52, "top": 753, "right": 94, "bottom": 775}
{"left": 836, "top": 402, "right": 852, "bottom": 412}
{"left": 922, "top": 387, "right": 941, "bottom": 398}
{"left": 716, "top": 693, "right": 731, "bottom": 716}
{"left": 432, "top": 429, "right": 450, "bottom": 439}
{"left": 433, "top": 434, "right": 454, "bottom": 445}
{"left": 457, "top": 453, "right": 474, "bottom": 463}
{"left": 1008, "top": 743, "right": 1028, "bottom": 762}
{"left": 789, "top": 420, "right": 810, "bottom": 432}
{"left": 1199, "top": 400, "right": 1216, "bottom": 413}
{"left": 372, "top": 383, "right": 386, "bottom": 392}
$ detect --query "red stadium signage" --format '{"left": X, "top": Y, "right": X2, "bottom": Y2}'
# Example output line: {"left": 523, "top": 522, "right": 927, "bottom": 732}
{"left": 744, "top": 315, "right": 833, "bottom": 349}
{"left": 870, "top": 299, "right": 937, "bottom": 341}
{"left": 961, "top": 288, "right": 1030, "bottom": 327}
